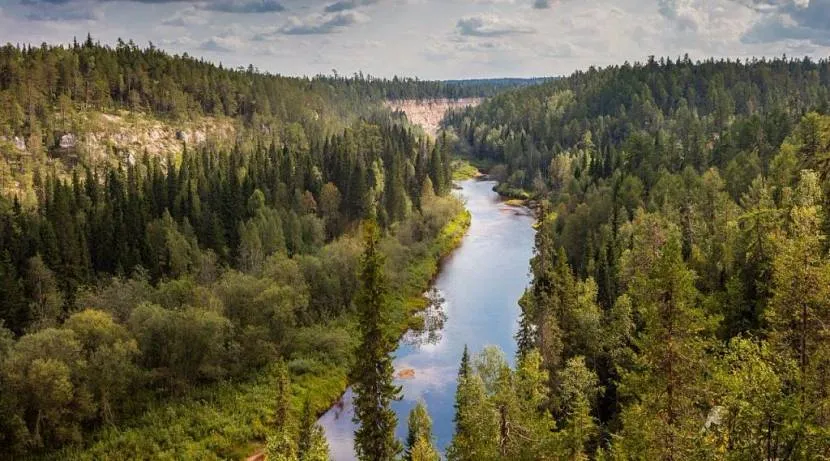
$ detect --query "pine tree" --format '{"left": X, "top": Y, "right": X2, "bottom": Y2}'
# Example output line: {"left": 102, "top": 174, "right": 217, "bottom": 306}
{"left": 351, "top": 220, "right": 401, "bottom": 461}
{"left": 297, "top": 397, "right": 314, "bottom": 458}
{"left": 300, "top": 424, "right": 331, "bottom": 461}
{"left": 765, "top": 170, "right": 830, "bottom": 455}
{"left": 615, "top": 237, "right": 716, "bottom": 459}
{"left": 555, "top": 357, "right": 599, "bottom": 460}
{"left": 405, "top": 401, "right": 437, "bottom": 461}
{"left": 275, "top": 361, "right": 290, "bottom": 429}
{"left": 447, "top": 368, "right": 498, "bottom": 461}
{"left": 0, "top": 251, "right": 28, "bottom": 335}
{"left": 297, "top": 397, "right": 331, "bottom": 461}
{"left": 458, "top": 345, "right": 471, "bottom": 382}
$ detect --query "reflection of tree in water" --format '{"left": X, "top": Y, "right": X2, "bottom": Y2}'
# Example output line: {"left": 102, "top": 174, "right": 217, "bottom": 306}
{"left": 404, "top": 287, "right": 448, "bottom": 346}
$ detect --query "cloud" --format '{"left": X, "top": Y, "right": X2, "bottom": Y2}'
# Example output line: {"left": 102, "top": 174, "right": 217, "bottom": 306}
{"left": 20, "top": 0, "right": 73, "bottom": 4}
{"left": 24, "top": 1, "right": 102, "bottom": 20}
{"left": 203, "top": 0, "right": 285, "bottom": 13}
{"left": 456, "top": 14, "right": 535, "bottom": 37}
{"left": 323, "top": 0, "right": 378, "bottom": 12}
{"left": 158, "top": 36, "right": 197, "bottom": 47}
{"left": 20, "top": 0, "right": 285, "bottom": 13}
{"left": 278, "top": 10, "right": 369, "bottom": 34}
{"left": 740, "top": 0, "right": 830, "bottom": 46}
{"left": 161, "top": 7, "right": 209, "bottom": 26}
{"left": 657, "top": 0, "right": 705, "bottom": 31}
{"left": 461, "top": 0, "right": 561, "bottom": 7}
{"left": 198, "top": 33, "right": 246, "bottom": 52}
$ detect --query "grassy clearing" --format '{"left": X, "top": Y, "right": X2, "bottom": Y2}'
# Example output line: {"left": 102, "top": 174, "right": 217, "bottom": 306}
{"left": 503, "top": 199, "right": 528, "bottom": 207}
{"left": 451, "top": 159, "right": 481, "bottom": 181}
{"left": 494, "top": 183, "right": 531, "bottom": 200}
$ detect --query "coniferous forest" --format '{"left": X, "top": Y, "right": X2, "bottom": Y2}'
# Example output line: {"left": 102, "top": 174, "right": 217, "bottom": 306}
{"left": 0, "top": 38, "right": 480, "bottom": 459}
{"left": 1, "top": 34, "right": 830, "bottom": 461}
{"left": 443, "top": 56, "right": 830, "bottom": 459}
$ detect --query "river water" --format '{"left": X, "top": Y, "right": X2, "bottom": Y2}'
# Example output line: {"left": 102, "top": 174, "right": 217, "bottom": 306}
{"left": 318, "top": 179, "right": 536, "bottom": 460}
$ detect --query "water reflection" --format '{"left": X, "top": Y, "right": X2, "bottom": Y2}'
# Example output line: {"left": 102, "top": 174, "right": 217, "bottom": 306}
{"left": 402, "top": 287, "right": 448, "bottom": 347}
{"left": 319, "top": 179, "right": 536, "bottom": 460}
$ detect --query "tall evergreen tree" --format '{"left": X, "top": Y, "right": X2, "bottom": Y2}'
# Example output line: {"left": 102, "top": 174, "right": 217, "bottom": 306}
{"left": 0, "top": 252, "right": 28, "bottom": 335}
{"left": 351, "top": 220, "right": 401, "bottom": 461}
{"left": 405, "top": 401, "right": 438, "bottom": 461}
{"left": 614, "top": 236, "right": 716, "bottom": 459}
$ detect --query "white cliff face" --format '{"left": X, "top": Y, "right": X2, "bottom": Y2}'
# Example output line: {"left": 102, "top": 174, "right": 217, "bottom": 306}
{"left": 76, "top": 112, "right": 235, "bottom": 165}
{"left": 385, "top": 98, "right": 482, "bottom": 137}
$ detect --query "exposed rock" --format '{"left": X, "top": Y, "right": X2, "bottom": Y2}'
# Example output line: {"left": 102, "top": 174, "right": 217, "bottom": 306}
{"left": 385, "top": 98, "right": 483, "bottom": 137}
{"left": 13, "top": 136, "right": 26, "bottom": 151}
{"left": 60, "top": 133, "right": 76, "bottom": 149}
{"left": 705, "top": 405, "right": 725, "bottom": 430}
{"left": 193, "top": 130, "right": 206, "bottom": 144}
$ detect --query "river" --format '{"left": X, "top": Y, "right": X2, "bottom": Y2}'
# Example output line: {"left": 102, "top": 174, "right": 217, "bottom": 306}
{"left": 318, "top": 179, "right": 536, "bottom": 460}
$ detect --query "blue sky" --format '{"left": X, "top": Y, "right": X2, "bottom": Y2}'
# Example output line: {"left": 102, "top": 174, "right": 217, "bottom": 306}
{"left": 0, "top": 0, "right": 829, "bottom": 79}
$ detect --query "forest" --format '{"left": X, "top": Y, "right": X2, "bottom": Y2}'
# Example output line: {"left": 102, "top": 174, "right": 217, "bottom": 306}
{"left": 439, "top": 56, "right": 830, "bottom": 459}
{"left": 4, "top": 35, "right": 830, "bottom": 461}
{"left": 0, "top": 37, "right": 474, "bottom": 459}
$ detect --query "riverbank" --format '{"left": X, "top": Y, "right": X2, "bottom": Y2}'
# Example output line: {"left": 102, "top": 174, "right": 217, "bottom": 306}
{"left": 35, "top": 201, "right": 470, "bottom": 461}
{"left": 240, "top": 205, "right": 471, "bottom": 459}
{"left": 451, "top": 157, "right": 539, "bottom": 211}
{"left": 320, "top": 178, "right": 537, "bottom": 458}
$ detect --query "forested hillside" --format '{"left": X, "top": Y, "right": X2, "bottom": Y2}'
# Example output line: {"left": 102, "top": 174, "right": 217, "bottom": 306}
{"left": 334, "top": 76, "right": 550, "bottom": 101}
{"left": 0, "top": 37, "right": 535, "bottom": 202}
{"left": 0, "top": 37, "right": 472, "bottom": 459}
{"left": 444, "top": 56, "right": 830, "bottom": 459}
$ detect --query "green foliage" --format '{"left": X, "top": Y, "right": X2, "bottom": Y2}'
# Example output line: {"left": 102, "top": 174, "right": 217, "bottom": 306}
{"left": 405, "top": 401, "right": 438, "bottom": 461}
{"left": 448, "top": 58, "right": 830, "bottom": 459}
{"left": 451, "top": 159, "right": 480, "bottom": 181}
{"left": 351, "top": 221, "right": 402, "bottom": 461}
{"left": 0, "top": 30, "right": 487, "bottom": 459}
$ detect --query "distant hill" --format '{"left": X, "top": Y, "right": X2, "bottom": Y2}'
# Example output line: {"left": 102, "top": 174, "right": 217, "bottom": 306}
{"left": 317, "top": 74, "right": 553, "bottom": 101}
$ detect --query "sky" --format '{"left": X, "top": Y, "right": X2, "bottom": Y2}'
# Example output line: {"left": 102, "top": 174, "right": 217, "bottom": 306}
{"left": 0, "top": 0, "right": 828, "bottom": 79}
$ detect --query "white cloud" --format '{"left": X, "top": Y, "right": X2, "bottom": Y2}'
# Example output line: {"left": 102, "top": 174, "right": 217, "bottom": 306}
{"left": 4, "top": 0, "right": 830, "bottom": 80}
{"left": 278, "top": 10, "right": 369, "bottom": 34}
{"left": 23, "top": 0, "right": 103, "bottom": 21}
{"left": 741, "top": 0, "right": 830, "bottom": 46}
{"left": 324, "top": 0, "right": 379, "bottom": 12}
{"left": 199, "top": 34, "right": 247, "bottom": 52}
{"left": 203, "top": 0, "right": 285, "bottom": 13}
{"left": 162, "top": 7, "right": 209, "bottom": 27}
{"left": 456, "top": 13, "right": 535, "bottom": 37}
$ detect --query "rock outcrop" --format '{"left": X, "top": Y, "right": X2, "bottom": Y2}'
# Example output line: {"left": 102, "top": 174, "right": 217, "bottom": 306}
{"left": 385, "top": 98, "right": 482, "bottom": 137}
{"left": 78, "top": 112, "right": 235, "bottom": 165}
{"left": 59, "top": 133, "right": 76, "bottom": 149}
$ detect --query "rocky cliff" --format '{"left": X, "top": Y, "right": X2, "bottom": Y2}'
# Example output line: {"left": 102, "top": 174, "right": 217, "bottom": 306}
{"left": 385, "top": 98, "right": 482, "bottom": 137}
{"left": 0, "top": 111, "right": 236, "bottom": 203}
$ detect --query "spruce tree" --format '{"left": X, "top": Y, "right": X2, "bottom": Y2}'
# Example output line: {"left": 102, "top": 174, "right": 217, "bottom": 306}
{"left": 297, "top": 397, "right": 331, "bottom": 461}
{"left": 275, "top": 361, "right": 290, "bottom": 429}
{"left": 351, "top": 220, "right": 401, "bottom": 461}
{"left": 405, "top": 401, "right": 437, "bottom": 461}
{"left": 615, "top": 237, "right": 715, "bottom": 459}
{"left": 297, "top": 397, "right": 314, "bottom": 458}
{"left": 0, "top": 251, "right": 28, "bottom": 335}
